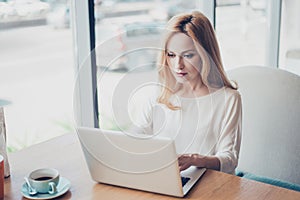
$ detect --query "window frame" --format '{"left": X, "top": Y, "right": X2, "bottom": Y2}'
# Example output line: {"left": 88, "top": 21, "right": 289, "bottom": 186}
{"left": 72, "top": 0, "right": 98, "bottom": 128}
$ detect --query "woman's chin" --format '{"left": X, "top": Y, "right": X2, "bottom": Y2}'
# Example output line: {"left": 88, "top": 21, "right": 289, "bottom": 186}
{"left": 175, "top": 76, "right": 188, "bottom": 83}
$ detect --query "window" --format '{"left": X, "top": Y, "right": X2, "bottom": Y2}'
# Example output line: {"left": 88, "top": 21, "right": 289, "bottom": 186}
{"left": 215, "top": 0, "right": 268, "bottom": 69}
{"left": 0, "top": 0, "right": 74, "bottom": 151}
{"left": 94, "top": 0, "right": 209, "bottom": 130}
{"left": 74, "top": 0, "right": 294, "bottom": 129}
{"left": 279, "top": 0, "right": 300, "bottom": 76}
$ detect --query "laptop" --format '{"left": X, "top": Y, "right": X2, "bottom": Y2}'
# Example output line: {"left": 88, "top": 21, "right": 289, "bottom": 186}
{"left": 77, "top": 127, "right": 206, "bottom": 197}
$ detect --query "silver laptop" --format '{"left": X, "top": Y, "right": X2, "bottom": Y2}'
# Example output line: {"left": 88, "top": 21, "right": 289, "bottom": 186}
{"left": 77, "top": 127, "right": 206, "bottom": 197}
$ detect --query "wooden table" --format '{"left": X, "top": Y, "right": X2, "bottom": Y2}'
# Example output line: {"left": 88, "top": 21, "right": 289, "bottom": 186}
{"left": 4, "top": 133, "right": 300, "bottom": 199}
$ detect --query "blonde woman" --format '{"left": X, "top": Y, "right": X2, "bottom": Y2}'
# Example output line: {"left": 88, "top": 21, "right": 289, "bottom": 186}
{"left": 134, "top": 11, "right": 242, "bottom": 174}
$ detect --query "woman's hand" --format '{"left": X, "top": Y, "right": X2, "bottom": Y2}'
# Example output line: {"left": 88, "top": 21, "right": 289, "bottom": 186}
{"left": 178, "top": 154, "right": 201, "bottom": 171}
{"left": 178, "top": 154, "right": 193, "bottom": 171}
{"left": 178, "top": 154, "right": 220, "bottom": 171}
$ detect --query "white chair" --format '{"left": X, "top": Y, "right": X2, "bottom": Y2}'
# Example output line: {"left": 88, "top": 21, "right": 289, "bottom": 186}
{"left": 227, "top": 66, "right": 300, "bottom": 185}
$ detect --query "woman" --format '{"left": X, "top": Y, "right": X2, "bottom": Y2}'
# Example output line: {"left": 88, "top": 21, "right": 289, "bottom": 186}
{"left": 134, "top": 11, "right": 242, "bottom": 174}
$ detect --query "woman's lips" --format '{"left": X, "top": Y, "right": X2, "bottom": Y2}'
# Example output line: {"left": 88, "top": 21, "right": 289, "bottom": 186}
{"left": 176, "top": 72, "right": 188, "bottom": 77}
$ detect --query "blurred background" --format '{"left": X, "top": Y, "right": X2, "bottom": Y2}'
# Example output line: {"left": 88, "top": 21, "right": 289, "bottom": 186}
{"left": 0, "top": 0, "right": 299, "bottom": 151}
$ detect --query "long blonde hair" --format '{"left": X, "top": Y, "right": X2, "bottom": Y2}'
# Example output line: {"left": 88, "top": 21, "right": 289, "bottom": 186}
{"left": 157, "top": 11, "right": 237, "bottom": 110}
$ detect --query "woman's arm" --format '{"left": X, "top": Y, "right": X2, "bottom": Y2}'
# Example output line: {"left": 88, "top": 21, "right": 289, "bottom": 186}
{"left": 215, "top": 91, "right": 242, "bottom": 174}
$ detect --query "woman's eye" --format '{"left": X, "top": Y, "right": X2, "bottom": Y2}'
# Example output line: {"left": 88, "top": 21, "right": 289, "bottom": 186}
{"left": 183, "top": 54, "right": 194, "bottom": 58}
{"left": 167, "top": 52, "right": 176, "bottom": 58}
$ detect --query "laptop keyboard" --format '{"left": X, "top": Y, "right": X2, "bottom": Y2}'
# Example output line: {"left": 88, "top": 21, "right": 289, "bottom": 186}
{"left": 181, "top": 176, "right": 191, "bottom": 187}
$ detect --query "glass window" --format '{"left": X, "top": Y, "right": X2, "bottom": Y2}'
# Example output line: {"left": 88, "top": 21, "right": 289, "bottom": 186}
{"left": 0, "top": 0, "right": 74, "bottom": 151}
{"left": 94, "top": 0, "right": 202, "bottom": 130}
{"left": 215, "top": 0, "right": 268, "bottom": 69}
{"left": 279, "top": 0, "right": 300, "bottom": 76}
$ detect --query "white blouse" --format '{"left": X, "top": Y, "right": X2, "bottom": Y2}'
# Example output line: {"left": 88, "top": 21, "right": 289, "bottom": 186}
{"left": 132, "top": 87, "right": 242, "bottom": 174}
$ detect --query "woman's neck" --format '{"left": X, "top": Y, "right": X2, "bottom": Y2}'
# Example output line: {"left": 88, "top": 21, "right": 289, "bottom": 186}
{"left": 178, "top": 80, "right": 209, "bottom": 98}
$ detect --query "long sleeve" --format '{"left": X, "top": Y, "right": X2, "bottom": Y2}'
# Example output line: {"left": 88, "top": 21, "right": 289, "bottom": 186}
{"left": 127, "top": 95, "right": 154, "bottom": 136}
{"left": 215, "top": 91, "right": 242, "bottom": 174}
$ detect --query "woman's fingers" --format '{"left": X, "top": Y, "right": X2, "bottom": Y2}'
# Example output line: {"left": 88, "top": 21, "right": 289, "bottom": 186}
{"left": 178, "top": 154, "right": 193, "bottom": 171}
{"left": 179, "top": 163, "right": 190, "bottom": 171}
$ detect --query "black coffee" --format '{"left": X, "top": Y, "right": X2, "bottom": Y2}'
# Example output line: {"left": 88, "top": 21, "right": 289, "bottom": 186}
{"left": 34, "top": 176, "right": 53, "bottom": 181}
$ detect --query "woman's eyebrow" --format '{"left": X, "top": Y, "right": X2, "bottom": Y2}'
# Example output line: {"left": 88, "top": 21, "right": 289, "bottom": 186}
{"left": 181, "top": 49, "right": 197, "bottom": 54}
{"left": 167, "top": 49, "right": 196, "bottom": 54}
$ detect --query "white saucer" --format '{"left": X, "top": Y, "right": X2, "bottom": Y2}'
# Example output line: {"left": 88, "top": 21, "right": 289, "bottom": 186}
{"left": 21, "top": 177, "right": 71, "bottom": 200}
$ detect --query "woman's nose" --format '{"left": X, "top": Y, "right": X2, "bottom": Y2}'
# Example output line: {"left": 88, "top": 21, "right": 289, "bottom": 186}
{"left": 174, "top": 56, "right": 184, "bottom": 70}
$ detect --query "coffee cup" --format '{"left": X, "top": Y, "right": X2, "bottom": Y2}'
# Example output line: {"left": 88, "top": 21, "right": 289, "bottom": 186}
{"left": 28, "top": 168, "right": 60, "bottom": 194}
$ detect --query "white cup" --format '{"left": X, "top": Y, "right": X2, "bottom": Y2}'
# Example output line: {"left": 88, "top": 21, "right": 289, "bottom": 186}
{"left": 28, "top": 168, "right": 60, "bottom": 194}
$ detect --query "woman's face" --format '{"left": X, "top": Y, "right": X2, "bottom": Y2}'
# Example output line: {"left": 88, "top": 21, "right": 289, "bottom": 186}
{"left": 166, "top": 33, "right": 202, "bottom": 85}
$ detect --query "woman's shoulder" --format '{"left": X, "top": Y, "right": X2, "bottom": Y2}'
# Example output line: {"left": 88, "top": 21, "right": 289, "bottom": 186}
{"left": 209, "top": 87, "right": 241, "bottom": 99}
{"left": 224, "top": 87, "right": 241, "bottom": 97}
{"left": 223, "top": 87, "right": 242, "bottom": 105}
